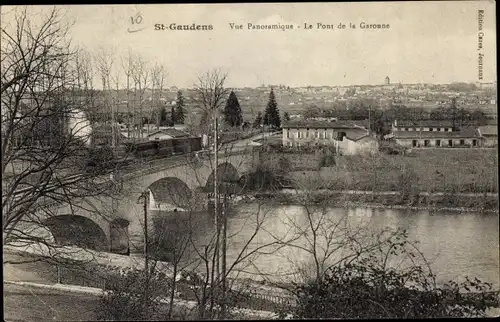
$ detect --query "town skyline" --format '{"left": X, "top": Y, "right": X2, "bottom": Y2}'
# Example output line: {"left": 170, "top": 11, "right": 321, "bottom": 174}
{"left": 1, "top": 2, "right": 496, "bottom": 89}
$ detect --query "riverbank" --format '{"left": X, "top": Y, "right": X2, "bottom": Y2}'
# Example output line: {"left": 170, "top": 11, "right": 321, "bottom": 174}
{"left": 242, "top": 190, "right": 499, "bottom": 213}
{"left": 257, "top": 148, "right": 498, "bottom": 195}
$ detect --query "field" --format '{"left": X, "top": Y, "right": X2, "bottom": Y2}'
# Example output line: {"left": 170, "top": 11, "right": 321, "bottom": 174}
{"left": 283, "top": 148, "right": 498, "bottom": 194}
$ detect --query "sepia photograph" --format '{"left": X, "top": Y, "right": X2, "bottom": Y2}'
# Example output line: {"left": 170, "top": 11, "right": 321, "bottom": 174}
{"left": 2, "top": 1, "right": 498, "bottom": 320}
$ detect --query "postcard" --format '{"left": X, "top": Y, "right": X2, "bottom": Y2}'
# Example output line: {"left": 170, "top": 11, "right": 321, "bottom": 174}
{"left": 2, "top": 2, "right": 498, "bottom": 320}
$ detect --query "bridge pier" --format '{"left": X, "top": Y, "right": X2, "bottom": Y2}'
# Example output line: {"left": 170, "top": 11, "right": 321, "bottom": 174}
{"left": 21, "top": 151, "right": 254, "bottom": 259}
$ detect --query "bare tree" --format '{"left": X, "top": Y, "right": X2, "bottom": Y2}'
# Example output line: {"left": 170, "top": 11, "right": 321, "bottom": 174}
{"left": 121, "top": 50, "right": 133, "bottom": 138}
{"left": 1, "top": 7, "right": 118, "bottom": 262}
{"left": 130, "top": 53, "right": 150, "bottom": 140}
{"left": 193, "top": 69, "right": 230, "bottom": 137}
{"left": 95, "top": 46, "right": 116, "bottom": 148}
{"left": 73, "top": 49, "right": 96, "bottom": 122}
{"left": 150, "top": 63, "right": 167, "bottom": 130}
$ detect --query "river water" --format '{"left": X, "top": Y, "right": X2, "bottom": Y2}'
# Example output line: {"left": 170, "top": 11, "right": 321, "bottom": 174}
{"left": 155, "top": 203, "right": 499, "bottom": 289}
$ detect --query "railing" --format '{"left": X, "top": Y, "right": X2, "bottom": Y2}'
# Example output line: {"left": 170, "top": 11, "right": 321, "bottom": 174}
{"left": 54, "top": 261, "right": 296, "bottom": 312}
{"left": 57, "top": 265, "right": 107, "bottom": 289}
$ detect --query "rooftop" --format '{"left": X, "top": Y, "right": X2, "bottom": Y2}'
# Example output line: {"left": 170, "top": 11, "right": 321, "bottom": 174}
{"left": 147, "top": 128, "right": 190, "bottom": 138}
{"left": 393, "top": 127, "right": 481, "bottom": 139}
{"left": 394, "top": 120, "right": 455, "bottom": 128}
{"left": 282, "top": 120, "right": 367, "bottom": 130}
{"left": 478, "top": 125, "right": 498, "bottom": 136}
{"left": 344, "top": 128, "right": 371, "bottom": 141}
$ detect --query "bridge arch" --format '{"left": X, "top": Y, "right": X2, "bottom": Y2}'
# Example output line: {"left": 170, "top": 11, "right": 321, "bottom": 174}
{"left": 205, "top": 162, "right": 242, "bottom": 194}
{"left": 44, "top": 215, "right": 108, "bottom": 251}
{"left": 148, "top": 177, "right": 194, "bottom": 211}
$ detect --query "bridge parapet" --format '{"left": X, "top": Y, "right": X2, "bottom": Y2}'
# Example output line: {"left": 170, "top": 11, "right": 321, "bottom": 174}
{"left": 26, "top": 148, "right": 258, "bottom": 255}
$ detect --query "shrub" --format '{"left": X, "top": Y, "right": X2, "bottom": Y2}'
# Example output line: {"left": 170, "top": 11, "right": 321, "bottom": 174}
{"left": 284, "top": 233, "right": 500, "bottom": 319}
{"left": 239, "top": 169, "right": 290, "bottom": 192}
{"left": 85, "top": 145, "right": 115, "bottom": 173}
{"left": 320, "top": 154, "right": 336, "bottom": 167}
{"left": 96, "top": 267, "right": 172, "bottom": 321}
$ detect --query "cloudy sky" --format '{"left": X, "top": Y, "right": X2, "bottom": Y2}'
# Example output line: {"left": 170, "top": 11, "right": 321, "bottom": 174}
{"left": 2, "top": 2, "right": 497, "bottom": 88}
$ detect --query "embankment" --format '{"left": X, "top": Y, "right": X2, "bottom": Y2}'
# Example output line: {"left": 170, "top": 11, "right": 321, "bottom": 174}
{"left": 247, "top": 189, "right": 499, "bottom": 213}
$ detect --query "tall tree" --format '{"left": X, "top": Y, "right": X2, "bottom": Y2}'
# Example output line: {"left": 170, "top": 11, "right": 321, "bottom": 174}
{"left": 193, "top": 69, "right": 229, "bottom": 136}
{"left": 159, "top": 107, "right": 168, "bottom": 126}
{"left": 223, "top": 90, "right": 243, "bottom": 127}
{"left": 121, "top": 51, "right": 133, "bottom": 138}
{"left": 130, "top": 54, "right": 150, "bottom": 139}
{"left": 451, "top": 97, "right": 457, "bottom": 129}
{"left": 175, "top": 91, "right": 185, "bottom": 124}
{"left": 263, "top": 88, "right": 281, "bottom": 128}
{"left": 253, "top": 111, "right": 263, "bottom": 128}
{"left": 170, "top": 106, "right": 176, "bottom": 125}
{"left": 150, "top": 63, "right": 167, "bottom": 130}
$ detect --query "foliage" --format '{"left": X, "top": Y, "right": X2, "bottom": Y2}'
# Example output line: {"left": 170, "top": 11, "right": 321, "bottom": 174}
{"left": 283, "top": 111, "right": 291, "bottom": 121}
{"left": 319, "top": 153, "right": 336, "bottom": 167}
{"left": 240, "top": 169, "right": 286, "bottom": 193}
{"left": 175, "top": 91, "right": 185, "bottom": 124}
{"left": 223, "top": 90, "right": 243, "bottom": 127}
{"left": 85, "top": 145, "right": 115, "bottom": 172}
{"left": 398, "top": 165, "right": 419, "bottom": 204}
{"left": 302, "top": 105, "right": 322, "bottom": 119}
{"left": 170, "top": 106, "right": 177, "bottom": 125}
{"left": 263, "top": 89, "right": 281, "bottom": 129}
{"left": 447, "top": 82, "right": 478, "bottom": 92}
{"left": 241, "top": 153, "right": 292, "bottom": 192}
{"left": 97, "top": 267, "right": 172, "bottom": 321}
{"left": 285, "top": 231, "right": 500, "bottom": 319}
{"left": 253, "top": 111, "right": 263, "bottom": 128}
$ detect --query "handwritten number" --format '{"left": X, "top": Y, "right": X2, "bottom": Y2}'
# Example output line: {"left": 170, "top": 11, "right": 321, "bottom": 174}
{"left": 128, "top": 13, "right": 145, "bottom": 33}
{"left": 130, "top": 14, "right": 143, "bottom": 25}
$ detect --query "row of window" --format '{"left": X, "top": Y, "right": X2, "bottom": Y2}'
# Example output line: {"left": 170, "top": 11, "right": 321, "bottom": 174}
{"left": 411, "top": 139, "right": 477, "bottom": 147}
{"left": 285, "top": 141, "right": 335, "bottom": 147}
{"left": 398, "top": 127, "right": 451, "bottom": 132}
{"left": 286, "top": 130, "right": 345, "bottom": 140}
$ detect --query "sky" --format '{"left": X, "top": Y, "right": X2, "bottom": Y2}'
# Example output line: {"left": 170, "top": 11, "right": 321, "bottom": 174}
{"left": 1, "top": 2, "right": 497, "bottom": 88}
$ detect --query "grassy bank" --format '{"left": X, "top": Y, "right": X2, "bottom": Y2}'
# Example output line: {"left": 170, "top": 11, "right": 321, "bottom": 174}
{"left": 4, "top": 250, "right": 287, "bottom": 316}
{"left": 257, "top": 148, "right": 497, "bottom": 193}
{"left": 252, "top": 190, "right": 499, "bottom": 212}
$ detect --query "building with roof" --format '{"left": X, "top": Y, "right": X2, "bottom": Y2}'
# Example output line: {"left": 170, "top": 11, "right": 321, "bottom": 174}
{"left": 147, "top": 128, "right": 190, "bottom": 141}
{"left": 390, "top": 120, "right": 484, "bottom": 148}
{"left": 478, "top": 125, "right": 498, "bottom": 147}
{"left": 282, "top": 120, "right": 378, "bottom": 155}
{"left": 91, "top": 123, "right": 127, "bottom": 146}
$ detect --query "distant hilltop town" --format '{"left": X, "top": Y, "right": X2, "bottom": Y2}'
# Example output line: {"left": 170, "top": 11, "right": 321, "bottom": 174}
{"left": 113, "top": 80, "right": 496, "bottom": 119}
{"left": 53, "top": 80, "right": 497, "bottom": 128}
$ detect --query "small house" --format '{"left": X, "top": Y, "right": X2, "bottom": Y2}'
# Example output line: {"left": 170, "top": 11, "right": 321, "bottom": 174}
{"left": 147, "top": 128, "right": 190, "bottom": 141}
{"left": 478, "top": 125, "right": 498, "bottom": 147}
{"left": 391, "top": 120, "right": 483, "bottom": 148}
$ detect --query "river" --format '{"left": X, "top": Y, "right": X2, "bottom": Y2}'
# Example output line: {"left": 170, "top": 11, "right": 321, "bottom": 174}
{"left": 154, "top": 203, "right": 499, "bottom": 289}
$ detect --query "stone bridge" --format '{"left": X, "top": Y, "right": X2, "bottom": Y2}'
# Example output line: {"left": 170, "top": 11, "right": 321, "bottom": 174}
{"left": 28, "top": 148, "right": 260, "bottom": 255}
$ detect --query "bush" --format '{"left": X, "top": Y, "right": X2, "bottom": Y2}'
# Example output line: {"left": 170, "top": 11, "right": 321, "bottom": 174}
{"left": 97, "top": 267, "right": 172, "bottom": 321}
{"left": 284, "top": 232, "right": 500, "bottom": 319}
{"left": 398, "top": 165, "right": 419, "bottom": 205}
{"left": 239, "top": 169, "right": 290, "bottom": 192}
{"left": 85, "top": 145, "right": 115, "bottom": 173}
{"left": 320, "top": 154, "right": 336, "bottom": 167}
